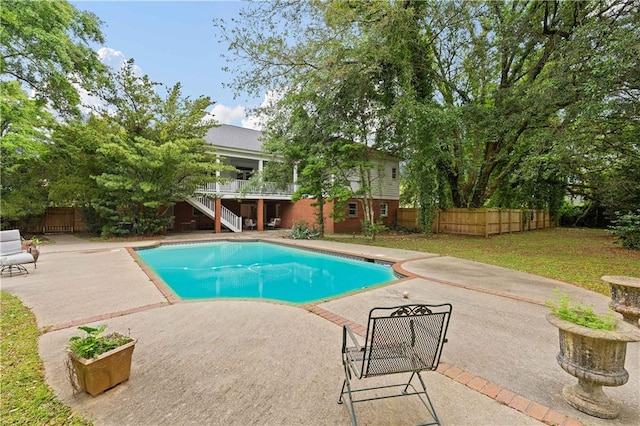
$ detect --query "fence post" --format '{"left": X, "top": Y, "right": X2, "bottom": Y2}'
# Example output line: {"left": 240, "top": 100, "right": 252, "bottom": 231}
{"left": 484, "top": 209, "right": 489, "bottom": 238}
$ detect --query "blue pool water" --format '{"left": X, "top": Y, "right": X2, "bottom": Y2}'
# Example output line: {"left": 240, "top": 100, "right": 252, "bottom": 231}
{"left": 136, "top": 241, "right": 397, "bottom": 303}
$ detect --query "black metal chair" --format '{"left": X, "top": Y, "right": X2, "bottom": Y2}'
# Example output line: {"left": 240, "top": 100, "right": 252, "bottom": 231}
{"left": 338, "top": 303, "right": 452, "bottom": 426}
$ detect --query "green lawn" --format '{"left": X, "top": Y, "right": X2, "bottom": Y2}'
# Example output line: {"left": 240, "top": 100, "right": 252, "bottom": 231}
{"left": 325, "top": 227, "right": 640, "bottom": 295}
{"left": 1, "top": 291, "right": 92, "bottom": 426}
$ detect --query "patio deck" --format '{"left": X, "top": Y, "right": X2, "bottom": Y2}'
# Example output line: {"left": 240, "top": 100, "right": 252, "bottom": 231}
{"left": 2, "top": 232, "right": 638, "bottom": 425}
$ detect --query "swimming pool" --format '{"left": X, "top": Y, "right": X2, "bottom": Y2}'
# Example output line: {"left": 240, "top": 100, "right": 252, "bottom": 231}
{"left": 136, "top": 241, "right": 398, "bottom": 303}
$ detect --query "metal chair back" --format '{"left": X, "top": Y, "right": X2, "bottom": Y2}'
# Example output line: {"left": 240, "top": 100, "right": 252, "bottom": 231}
{"left": 362, "top": 304, "right": 451, "bottom": 377}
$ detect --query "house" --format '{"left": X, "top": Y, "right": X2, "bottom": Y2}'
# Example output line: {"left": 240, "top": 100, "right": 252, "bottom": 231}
{"left": 171, "top": 124, "right": 400, "bottom": 233}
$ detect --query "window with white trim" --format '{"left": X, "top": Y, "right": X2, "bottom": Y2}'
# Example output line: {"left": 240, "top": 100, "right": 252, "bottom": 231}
{"left": 347, "top": 202, "right": 358, "bottom": 218}
{"left": 380, "top": 203, "right": 388, "bottom": 217}
{"left": 391, "top": 167, "right": 397, "bottom": 179}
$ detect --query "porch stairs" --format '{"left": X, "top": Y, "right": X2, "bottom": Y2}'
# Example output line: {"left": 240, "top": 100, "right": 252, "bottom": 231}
{"left": 186, "top": 196, "right": 243, "bottom": 233}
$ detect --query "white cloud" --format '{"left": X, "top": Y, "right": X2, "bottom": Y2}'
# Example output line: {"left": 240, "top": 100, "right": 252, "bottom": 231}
{"left": 97, "top": 47, "right": 142, "bottom": 74}
{"left": 241, "top": 115, "right": 262, "bottom": 130}
{"left": 203, "top": 102, "right": 264, "bottom": 130}
{"left": 238, "top": 90, "right": 284, "bottom": 130}
{"left": 207, "top": 104, "right": 247, "bottom": 125}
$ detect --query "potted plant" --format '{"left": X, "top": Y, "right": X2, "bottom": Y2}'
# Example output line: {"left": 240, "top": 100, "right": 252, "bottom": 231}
{"left": 67, "top": 325, "right": 137, "bottom": 397}
{"left": 546, "top": 291, "right": 640, "bottom": 419}
{"left": 26, "top": 236, "right": 41, "bottom": 263}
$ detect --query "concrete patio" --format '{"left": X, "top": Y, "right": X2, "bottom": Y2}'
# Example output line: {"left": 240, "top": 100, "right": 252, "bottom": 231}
{"left": 2, "top": 232, "right": 638, "bottom": 425}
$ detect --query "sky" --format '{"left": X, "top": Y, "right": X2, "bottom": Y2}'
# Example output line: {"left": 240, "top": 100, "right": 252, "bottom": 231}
{"left": 71, "top": 0, "right": 264, "bottom": 129}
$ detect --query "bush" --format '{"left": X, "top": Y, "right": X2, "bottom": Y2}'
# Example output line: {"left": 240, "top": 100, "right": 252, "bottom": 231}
{"left": 558, "top": 201, "right": 583, "bottom": 227}
{"left": 558, "top": 201, "right": 609, "bottom": 228}
{"left": 290, "top": 221, "right": 320, "bottom": 240}
{"left": 610, "top": 210, "right": 640, "bottom": 250}
{"left": 361, "top": 220, "right": 387, "bottom": 239}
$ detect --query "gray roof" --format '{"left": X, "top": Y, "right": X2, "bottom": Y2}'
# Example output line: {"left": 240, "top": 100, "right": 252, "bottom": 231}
{"left": 203, "top": 124, "right": 263, "bottom": 152}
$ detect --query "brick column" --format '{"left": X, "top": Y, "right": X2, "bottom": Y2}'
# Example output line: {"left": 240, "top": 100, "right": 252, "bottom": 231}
{"left": 215, "top": 197, "right": 221, "bottom": 234}
{"left": 257, "top": 199, "right": 264, "bottom": 231}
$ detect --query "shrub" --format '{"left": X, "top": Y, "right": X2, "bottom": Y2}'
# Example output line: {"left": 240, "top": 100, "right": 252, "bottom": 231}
{"left": 362, "top": 220, "right": 387, "bottom": 239}
{"left": 558, "top": 201, "right": 584, "bottom": 227}
{"left": 546, "top": 290, "right": 616, "bottom": 330}
{"left": 290, "top": 221, "right": 320, "bottom": 240}
{"left": 610, "top": 210, "right": 640, "bottom": 250}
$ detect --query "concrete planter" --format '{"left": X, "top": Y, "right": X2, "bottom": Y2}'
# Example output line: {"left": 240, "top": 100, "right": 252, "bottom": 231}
{"left": 602, "top": 275, "right": 640, "bottom": 327}
{"left": 69, "top": 339, "right": 137, "bottom": 397}
{"left": 546, "top": 314, "right": 640, "bottom": 418}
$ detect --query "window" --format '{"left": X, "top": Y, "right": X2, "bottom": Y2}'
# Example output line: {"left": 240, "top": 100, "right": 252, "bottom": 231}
{"left": 391, "top": 167, "right": 397, "bottom": 179}
{"left": 348, "top": 202, "right": 358, "bottom": 218}
{"left": 380, "top": 203, "right": 388, "bottom": 217}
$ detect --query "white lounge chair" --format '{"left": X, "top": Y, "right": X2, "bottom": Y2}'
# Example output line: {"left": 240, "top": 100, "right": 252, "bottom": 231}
{"left": 0, "top": 230, "right": 37, "bottom": 276}
{"left": 266, "top": 218, "right": 281, "bottom": 229}
{"left": 244, "top": 218, "right": 256, "bottom": 230}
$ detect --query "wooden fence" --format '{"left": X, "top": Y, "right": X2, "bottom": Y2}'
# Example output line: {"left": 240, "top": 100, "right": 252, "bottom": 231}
{"left": 397, "top": 208, "right": 552, "bottom": 237}
{"left": 33, "top": 207, "right": 87, "bottom": 233}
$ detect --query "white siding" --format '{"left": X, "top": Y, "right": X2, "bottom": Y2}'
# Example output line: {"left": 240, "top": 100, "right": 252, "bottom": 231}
{"left": 346, "top": 158, "right": 400, "bottom": 200}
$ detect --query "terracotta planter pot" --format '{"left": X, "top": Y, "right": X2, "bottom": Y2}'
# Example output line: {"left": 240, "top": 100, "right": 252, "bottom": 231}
{"left": 69, "top": 339, "right": 137, "bottom": 397}
{"left": 546, "top": 314, "right": 640, "bottom": 418}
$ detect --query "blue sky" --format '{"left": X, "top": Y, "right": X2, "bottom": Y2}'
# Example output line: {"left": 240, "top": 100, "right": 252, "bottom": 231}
{"left": 72, "top": 1, "right": 263, "bottom": 128}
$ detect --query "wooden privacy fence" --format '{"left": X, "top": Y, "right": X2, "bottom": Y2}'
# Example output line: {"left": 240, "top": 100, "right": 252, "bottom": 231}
{"left": 397, "top": 208, "right": 552, "bottom": 237}
{"left": 35, "top": 207, "right": 87, "bottom": 233}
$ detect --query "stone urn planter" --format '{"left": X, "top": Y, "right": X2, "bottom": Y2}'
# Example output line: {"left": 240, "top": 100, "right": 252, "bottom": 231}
{"left": 602, "top": 275, "right": 640, "bottom": 327}
{"left": 546, "top": 313, "right": 640, "bottom": 418}
{"left": 67, "top": 325, "right": 137, "bottom": 397}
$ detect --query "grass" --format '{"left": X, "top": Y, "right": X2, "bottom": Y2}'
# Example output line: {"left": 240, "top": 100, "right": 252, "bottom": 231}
{"left": 0, "top": 291, "right": 92, "bottom": 426}
{"left": 325, "top": 227, "right": 640, "bottom": 295}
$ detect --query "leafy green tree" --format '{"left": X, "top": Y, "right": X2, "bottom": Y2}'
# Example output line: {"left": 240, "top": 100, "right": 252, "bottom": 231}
{"left": 0, "top": 81, "right": 54, "bottom": 226}
{"left": 260, "top": 91, "right": 357, "bottom": 237}
{"left": 48, "top": 60, "right": 233, "bottom": 236}
{"left": 217, "top": 0, "right": 434, "bottom": 238}
{"left": 217, "top": 0, "right": 638, "bottom": 232}
{"left": 0, "top": 0, "right": 107, "bottom": 115}
{"left": 425, "top": 0, "right": 638, "bottom": 214}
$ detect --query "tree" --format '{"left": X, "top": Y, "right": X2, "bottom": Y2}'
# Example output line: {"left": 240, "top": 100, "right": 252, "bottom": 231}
{"left": 0, "top": 81, "right": 54, "bottom": 226}
{"left": 217, "top": 0, "right": 436, "bottom": 238}
{"left": 424, "top": 0, "right": 638, "bottom": 214}
{"left": 217, "top": 0, "right": 639, "bottom": 232}
{"left": 260, "top": 91, "right": 359, "bottom": 237}
{"left": 47, "top": 61, "right": 234, "bottom": 236}
{"left": 0, "top": 0, "right": 107, "bottom": 115}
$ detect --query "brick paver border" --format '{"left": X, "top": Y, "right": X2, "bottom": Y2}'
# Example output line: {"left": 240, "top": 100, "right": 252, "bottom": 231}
{"left": 308, "top": 305, "right": 583, "bottom": 426}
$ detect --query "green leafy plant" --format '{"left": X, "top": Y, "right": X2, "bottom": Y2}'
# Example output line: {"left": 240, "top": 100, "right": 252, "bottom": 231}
{"left": 362, "top": 220, "right": 387, "bottom": 241}
{"left": 290, "top": 221, "right": 321, "bottom": 240}
{"left": 546, "top": 290, "right": 616, "bottom": 331}
{"left": 68, "top": 325, "right": 133, "bottom": 359}
{"left": 610, "top": 210, "right": 640, "bottom": 250}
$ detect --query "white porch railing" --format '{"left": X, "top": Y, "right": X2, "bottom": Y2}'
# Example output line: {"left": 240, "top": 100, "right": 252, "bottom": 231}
{"left": 219, "top": 204, "right": 242, "bottom": 231}
{"left": 186, "top": 196, "right": 242, "bottom": 233}
{"left": 197, "top": 179, "right": 295, "bottom": 197}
